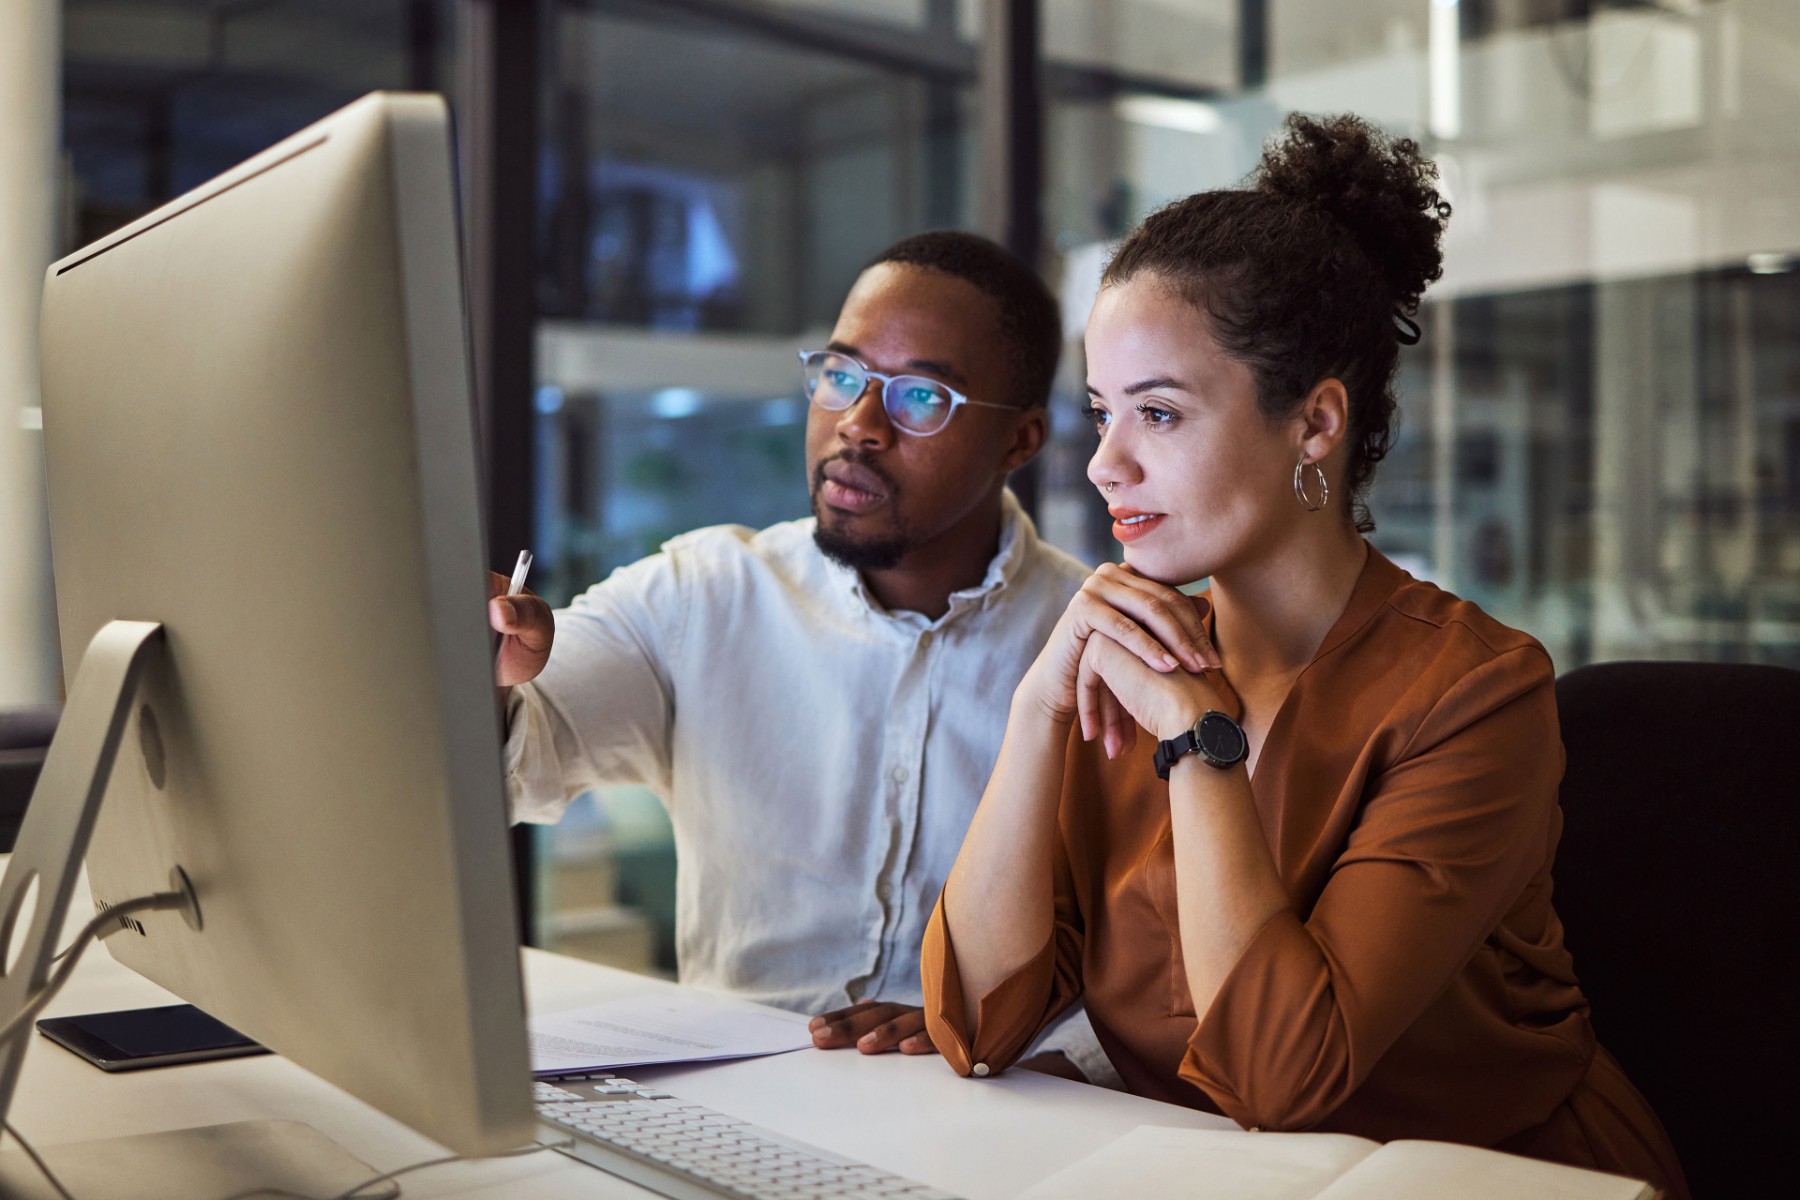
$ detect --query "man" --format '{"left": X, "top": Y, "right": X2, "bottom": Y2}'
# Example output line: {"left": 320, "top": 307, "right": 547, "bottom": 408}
{"left": 492, "top": 231, "right": 1107, "bottom": 1080}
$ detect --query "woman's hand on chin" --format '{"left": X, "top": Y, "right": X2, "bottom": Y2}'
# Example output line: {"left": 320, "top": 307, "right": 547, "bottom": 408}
{"left": 1017, "top": 563, "right": 1219, "bottom": 729}
{"left": 1076, "top": 629, "right": 1234, "bottom": 759}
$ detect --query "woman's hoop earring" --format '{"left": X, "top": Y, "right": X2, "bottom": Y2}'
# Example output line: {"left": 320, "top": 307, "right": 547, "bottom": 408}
{"left": 1294, "top": 458, "right": 1329, "bottom": 512}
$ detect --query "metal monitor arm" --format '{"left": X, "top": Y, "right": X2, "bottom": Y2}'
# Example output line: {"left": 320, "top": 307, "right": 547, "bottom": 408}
{"left": 0, "top": 620, "right": 393, "bottom": 1199}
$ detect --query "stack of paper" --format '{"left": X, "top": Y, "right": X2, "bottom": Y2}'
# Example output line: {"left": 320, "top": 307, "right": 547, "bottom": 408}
{"left": 1017, "top": 1125, "right": 1655, "bottom": 1200}
{"left": 529, "top": 992, "right": 815, "bottom": 1078}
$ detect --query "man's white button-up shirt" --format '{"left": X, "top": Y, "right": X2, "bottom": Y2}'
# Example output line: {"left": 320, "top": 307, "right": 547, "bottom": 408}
{"left": 505, "top": 491, "right": 1091, "bottom": 1019}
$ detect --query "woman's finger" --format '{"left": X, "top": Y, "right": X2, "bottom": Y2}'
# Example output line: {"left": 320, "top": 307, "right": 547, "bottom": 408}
{"left": 1099, "top": 675, "right": 1123, "bottom": 759}
{"left": 1082, "top": 630, "right": 1217, "bottom": 741}
{"left": 1076, "top": 641, "right": 1107, "bottom": 746}
{"left": 1083, "top": 633, "right": 1159, "bottom": 742}
{"left": 1078, "top": 635, "right": 1125, "bottom": 758}
{"left": 1088, "top": 565, "right": 1218, "bottom": 672}
{"left": 1079, "top": 636, "right": 1115, "bottom": 757}
{"left": 1099, "top": 676, "right": 1135, "bottom": 759}
{"left": 1073, "top": 590, "right": 1179, "bottom": 675}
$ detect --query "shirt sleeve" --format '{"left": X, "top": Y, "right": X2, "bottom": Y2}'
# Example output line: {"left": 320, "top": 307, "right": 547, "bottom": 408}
{"left": 503, "top": 550, "right": 686, "bottom": 824}
{"left": 922, "top": 730, "right": 1089, "bottom": 1077}
{"left": 1178, "top": 645, "right": 1564, "bottom": 1131}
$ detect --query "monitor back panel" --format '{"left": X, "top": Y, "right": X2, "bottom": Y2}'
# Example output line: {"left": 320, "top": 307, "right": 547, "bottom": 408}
{"left": 37, "top": 93, "right": 533, "bottom": 1156}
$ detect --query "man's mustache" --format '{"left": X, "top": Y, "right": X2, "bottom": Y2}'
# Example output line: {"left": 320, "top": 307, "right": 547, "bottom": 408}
{"left": 811, "top": 450, "right": 899, "bottom": 498}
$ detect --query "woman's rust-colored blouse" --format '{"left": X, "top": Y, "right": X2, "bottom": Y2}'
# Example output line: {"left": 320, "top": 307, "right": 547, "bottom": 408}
{"left": 923, "top": 548, "right": 1688, "bottom": 1198}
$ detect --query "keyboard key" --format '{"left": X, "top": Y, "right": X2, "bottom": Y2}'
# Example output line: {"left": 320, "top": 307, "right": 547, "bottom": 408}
{"left": 538, "top": 1089, "right": 963, "bottom": 1200}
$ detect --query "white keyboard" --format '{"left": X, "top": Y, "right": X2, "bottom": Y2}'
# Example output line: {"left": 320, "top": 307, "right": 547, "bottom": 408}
{"left": 534, "top": 1074, "right": 963, "bottom": 1200}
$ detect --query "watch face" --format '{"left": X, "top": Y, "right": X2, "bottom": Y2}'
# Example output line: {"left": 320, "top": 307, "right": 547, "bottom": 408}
{"left": 1197, "top": 712, "right": 1247, "bottom": 765}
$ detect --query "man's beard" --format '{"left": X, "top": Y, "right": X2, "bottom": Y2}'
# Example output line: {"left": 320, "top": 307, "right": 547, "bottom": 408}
{"left": 810, "top": 454, "right": 912, "bottom": 573}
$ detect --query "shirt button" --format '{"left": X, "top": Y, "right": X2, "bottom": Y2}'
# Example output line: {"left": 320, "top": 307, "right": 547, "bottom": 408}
{"left": 891, "top": 766, "right": 909, "bottom": 784}
{"left": 972, "top": 1062, "right": 990, "bottom": 1077}
{"left": 877, "top": 882, "right": 893, "bottom": 900}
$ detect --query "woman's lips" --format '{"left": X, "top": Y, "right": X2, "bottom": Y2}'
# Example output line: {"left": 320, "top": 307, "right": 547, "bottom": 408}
{"left": 1109, "top": 507, "right": 1166, "bottom": 543}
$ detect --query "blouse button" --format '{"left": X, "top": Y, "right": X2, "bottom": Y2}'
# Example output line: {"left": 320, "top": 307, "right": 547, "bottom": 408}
{"left": 971, "top": 1062, "right": 990, "bottom": 1077}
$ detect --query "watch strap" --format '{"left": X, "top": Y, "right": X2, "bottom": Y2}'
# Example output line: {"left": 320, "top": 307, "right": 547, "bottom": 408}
{"left": 1152, "top": 730, "right": 1199, "bottom": 781}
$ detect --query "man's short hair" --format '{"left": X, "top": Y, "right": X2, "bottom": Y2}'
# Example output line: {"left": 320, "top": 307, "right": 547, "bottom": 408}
{"left": 866, "top": 231, "right": 1062, "bottom": 410}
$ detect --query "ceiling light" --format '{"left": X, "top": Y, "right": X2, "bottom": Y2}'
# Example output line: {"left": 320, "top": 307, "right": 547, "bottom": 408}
{"left": 1116, "top": 96, "right": 1222, "bottom": 135}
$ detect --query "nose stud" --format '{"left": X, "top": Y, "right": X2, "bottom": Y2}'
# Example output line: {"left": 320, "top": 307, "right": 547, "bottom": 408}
{"left": 1105, "top": 482, "right": 1115, "bottom": 495}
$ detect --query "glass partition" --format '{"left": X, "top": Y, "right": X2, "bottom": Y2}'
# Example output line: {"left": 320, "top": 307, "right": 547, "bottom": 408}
{"left": 1037, "top": 0, "right": 1800, "bottom": 669}
{"left": 530, "top": 0, "right": 980, "bottom": 964}
{"left": 62, "top": 0, "right": 453, "bottom": 246}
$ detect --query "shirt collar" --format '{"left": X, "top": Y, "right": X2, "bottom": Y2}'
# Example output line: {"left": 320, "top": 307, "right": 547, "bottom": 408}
{"left": 1310, "top": 542, "right": 1406, "bottom": 663}
{"left": 964, "top": 487, "right": 1033, "bottom": 598}
{"left": 828, "top": 488, "right": 1037, "bottom": 622}
{"left": 1191, "top": 541, "right": 1407, "bottom": 669}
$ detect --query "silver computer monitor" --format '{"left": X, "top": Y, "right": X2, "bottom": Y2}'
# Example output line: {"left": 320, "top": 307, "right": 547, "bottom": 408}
{"left": 32, "top": 92, "right": 533, "bottom": 1159}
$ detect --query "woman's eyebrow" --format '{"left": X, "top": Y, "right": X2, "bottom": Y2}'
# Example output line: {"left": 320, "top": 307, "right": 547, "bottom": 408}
{"left": 1086, "top": 376, "right": 1192, "bottom": 398}
{"left": 1122, "top": 376, "right": 1190, "bottom": 396}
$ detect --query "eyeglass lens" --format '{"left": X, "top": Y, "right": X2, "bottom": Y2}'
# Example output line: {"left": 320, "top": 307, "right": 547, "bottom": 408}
{"left": 801, "top": 351, "right": 955, "bottom": 435}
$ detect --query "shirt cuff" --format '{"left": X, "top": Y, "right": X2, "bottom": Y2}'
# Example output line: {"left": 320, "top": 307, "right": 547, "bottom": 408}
{"left": 1178, "top": 908, "right": 1329, "bottom": 1130}
{"left": 505, "top": 684, "right": 575, "bottom": 825}
{"left": 922, "top": 895, "right": 1070, "bottom": 1078}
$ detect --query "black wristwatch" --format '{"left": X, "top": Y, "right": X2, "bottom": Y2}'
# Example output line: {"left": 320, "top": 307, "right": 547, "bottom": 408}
{"left": 1152, "top": 710, "right": 1248, "bottom": 780}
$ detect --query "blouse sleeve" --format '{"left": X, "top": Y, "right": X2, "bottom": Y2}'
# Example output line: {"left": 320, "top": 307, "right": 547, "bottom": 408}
{"left": 1178, "top": 644, "right": 1564, "bottom": 1130}
{"left": 921, "top": 731, "right": 1089, "bottom": 1077}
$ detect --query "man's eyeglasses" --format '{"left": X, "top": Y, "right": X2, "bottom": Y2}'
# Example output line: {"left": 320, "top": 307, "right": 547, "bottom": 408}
{"left": 798, "top": 350, "right": 1014, "bottom": 437}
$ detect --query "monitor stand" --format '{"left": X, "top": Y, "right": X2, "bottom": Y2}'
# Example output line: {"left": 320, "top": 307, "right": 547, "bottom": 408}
{"left": 0, "top": 621, "right": 391, "bottom": 1200}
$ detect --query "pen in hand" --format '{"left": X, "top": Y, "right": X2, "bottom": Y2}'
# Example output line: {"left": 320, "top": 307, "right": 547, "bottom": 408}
{"left": 505, "top": 549, "right": 533, "bottom": 599}
{"left": 494, "top": 549, "right": 533, "bottom": 673}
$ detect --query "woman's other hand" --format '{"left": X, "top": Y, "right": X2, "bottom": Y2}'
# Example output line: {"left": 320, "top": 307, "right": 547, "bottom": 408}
{"left": 1076, "top": 625, "right": 1237, "bottom": 759}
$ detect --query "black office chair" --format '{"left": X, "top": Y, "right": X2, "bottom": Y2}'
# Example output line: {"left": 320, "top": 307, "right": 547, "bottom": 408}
{"left": 0, "top": 705, "right": 60, "bottom": 853}
{"left": 1553, "top": 660, "right": 1800, "bottom": 1200}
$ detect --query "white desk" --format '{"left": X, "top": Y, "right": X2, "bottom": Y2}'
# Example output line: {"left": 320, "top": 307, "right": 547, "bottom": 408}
{"left": 9, "top": 895, "right": 1234, "bottom": 1198}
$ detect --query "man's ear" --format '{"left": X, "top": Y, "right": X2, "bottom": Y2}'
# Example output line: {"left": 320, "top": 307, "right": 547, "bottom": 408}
{"left": 999, "top": 407, "right": 1049, "bottom": 476}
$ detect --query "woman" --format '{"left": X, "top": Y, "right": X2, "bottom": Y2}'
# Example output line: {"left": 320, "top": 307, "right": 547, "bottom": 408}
{"left": 921, "top": 114, "right": 1688, "bottom": 1198}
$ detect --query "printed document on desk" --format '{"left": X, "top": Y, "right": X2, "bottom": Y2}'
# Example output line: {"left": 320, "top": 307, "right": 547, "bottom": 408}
{"left": 1016, "top": 1125, "right": 1654, "bottom": 1200}
{"left": 530, "top": 992, "right": 815, "bottom": 1077}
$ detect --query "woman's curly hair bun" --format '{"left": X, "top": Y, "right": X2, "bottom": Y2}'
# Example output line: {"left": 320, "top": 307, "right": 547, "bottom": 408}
{"left": 1256, "top": 112, "right": 1451, "bottom": 323}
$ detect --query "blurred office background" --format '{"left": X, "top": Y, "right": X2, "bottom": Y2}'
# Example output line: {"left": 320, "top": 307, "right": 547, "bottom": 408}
{"left": 4, "top": 0, "right": 1798, "bottom": 971}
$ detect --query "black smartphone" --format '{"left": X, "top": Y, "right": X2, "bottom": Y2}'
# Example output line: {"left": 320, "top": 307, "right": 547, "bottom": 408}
{"left": 37, "top": 1003, "right": 270, "bottom": 1072}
